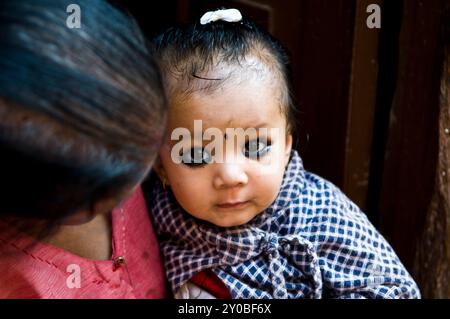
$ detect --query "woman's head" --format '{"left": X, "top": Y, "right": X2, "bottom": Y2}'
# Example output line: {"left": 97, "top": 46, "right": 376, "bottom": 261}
{"left": 153, "top": 9, "right": 294, "bottom": 227}
{"left": 0, "top": 0, "right": 166, "bottom": 227}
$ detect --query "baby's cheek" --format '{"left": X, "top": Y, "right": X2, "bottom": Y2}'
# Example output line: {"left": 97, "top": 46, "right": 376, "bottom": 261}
{"left": 252, "top": 169, "right": 284, "bottom": 206}
{"left": 173, "top": 176, "right": 193, "bottom": 198}
{"left": 172, "top": 173, "right": 209, "bottom": 208}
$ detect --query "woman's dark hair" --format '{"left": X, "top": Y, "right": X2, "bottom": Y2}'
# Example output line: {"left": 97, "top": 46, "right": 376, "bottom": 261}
{"left": 152, "top": 9, "right": 297, "bottom": 134}
{"left": 0, "top": 0, "right": 167, "bottom": 230}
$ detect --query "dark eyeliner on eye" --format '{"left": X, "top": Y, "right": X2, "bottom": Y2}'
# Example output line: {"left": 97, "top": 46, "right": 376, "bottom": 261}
{"left": 243, "top": 138, "right": 272, "bottom": 159}
{"left": 181, "top": 147, "right": 212, "bottom": 167}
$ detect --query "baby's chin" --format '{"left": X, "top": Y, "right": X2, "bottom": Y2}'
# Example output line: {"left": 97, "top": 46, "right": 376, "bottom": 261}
{"left": 207, "top": 209, "right": 265, "bottom": 228}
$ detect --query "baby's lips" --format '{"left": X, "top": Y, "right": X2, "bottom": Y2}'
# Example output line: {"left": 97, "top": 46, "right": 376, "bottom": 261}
{"left": 216, "top": 200, "right": 250, "bottom": 209}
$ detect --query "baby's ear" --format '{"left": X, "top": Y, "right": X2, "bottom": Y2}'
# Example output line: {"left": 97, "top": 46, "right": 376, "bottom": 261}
{"left": 152, "top": 156, "right": 168, "bottom": 181}
{"left": 285, "top": 133, "right": 293, "bottom": 166}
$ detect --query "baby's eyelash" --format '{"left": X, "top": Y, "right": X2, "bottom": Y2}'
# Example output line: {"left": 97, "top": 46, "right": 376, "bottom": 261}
{"left": 179, "top": 138, "right": 273, "bottom": 167}
{"left": 180, "top": 147, "right": 211, "bottom": 168}
{"left": 243, "top": 138, "right": 272, "bottom": 159}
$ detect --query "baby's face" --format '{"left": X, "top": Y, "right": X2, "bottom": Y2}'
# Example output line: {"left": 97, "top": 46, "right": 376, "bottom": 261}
{"left": 158, "top": 80, "right": 292, "bottom": 227}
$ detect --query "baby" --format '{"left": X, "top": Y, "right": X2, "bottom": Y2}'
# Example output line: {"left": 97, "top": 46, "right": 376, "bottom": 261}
{"left": 146, "top": 8, "right": 421, "bottom": 299}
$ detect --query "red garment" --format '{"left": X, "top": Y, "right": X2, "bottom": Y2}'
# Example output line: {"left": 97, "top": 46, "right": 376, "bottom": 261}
{"left": 0, "top": 187, "right": 168, "bottom": 299}
{"left": 190, "top": 270, "right": 232, "bottom": 299}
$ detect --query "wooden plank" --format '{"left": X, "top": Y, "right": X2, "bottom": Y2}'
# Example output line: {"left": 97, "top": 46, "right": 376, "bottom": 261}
{"left": 344, "top": 0, "right": 383, "bottom": 212}
{"left": 377, "top": 0, "right": 444, "bottom": 270}
{"left": 413, "top": 0, "right": 450, "bottom": 298}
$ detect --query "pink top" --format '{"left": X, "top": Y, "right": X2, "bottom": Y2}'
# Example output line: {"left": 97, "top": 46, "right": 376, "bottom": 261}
{"left": 0, "top": 187, "right": 168, "bottom": 299}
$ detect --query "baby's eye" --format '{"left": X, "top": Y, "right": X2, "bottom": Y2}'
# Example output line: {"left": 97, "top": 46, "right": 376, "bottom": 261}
{"left": 181, "top": 147, "right": 212, "bottom": 167}
{"left": 243, "top": 139, "right": 272, "bottom": 159}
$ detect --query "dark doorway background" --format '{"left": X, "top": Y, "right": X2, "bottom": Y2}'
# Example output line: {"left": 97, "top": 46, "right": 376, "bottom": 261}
{"left": 112, "top": 0, "right": 448, "bottom": 291}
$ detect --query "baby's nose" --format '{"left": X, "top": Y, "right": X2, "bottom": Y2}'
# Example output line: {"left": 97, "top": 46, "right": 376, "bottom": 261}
{"left": 213, "top": 163, "right": 248, "bottom": 189}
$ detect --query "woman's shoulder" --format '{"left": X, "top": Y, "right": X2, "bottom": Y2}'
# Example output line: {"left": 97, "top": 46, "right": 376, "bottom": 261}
{"left": 0, "top": 228, "right": 75, "bottom": 298}
{"left": 0, "top": 187, "right": 168, "bottom": 299}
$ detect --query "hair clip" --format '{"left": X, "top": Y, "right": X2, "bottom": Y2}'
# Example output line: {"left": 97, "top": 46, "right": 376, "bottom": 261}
{"left": 200, "top": 8, "right": 243, "bottom": 25}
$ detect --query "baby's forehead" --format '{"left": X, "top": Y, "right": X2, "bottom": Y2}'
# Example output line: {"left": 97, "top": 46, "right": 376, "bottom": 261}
{"left": 169, "top": 84, "right": 286, "bottom": 131}
{"left": 166, "top": 56, "right": 289, "bottom": 130}
{"left": 167, "top": 52, "right": 283, "bottom": 94}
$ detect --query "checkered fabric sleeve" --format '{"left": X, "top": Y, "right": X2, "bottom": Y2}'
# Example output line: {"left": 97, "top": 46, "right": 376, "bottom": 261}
{"left": 297, "top": 174, "right": 421, "bottom": 298}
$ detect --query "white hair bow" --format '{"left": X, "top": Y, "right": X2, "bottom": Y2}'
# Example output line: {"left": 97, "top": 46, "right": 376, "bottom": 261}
{"left": 200, "top": 8, "right": 243, "bottom": 25}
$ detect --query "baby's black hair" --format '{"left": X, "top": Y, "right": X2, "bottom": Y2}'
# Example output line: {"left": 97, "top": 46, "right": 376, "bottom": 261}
{"left": 0, "top": 0, "right": 166, "bottom": 235}
{"left": 152, "top": 9, "right": 297, "bottom": 134}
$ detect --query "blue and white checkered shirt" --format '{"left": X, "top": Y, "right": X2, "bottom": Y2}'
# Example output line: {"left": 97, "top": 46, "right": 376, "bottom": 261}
{"left": 147, "top": 151, "right": 421, "bottom": 299}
